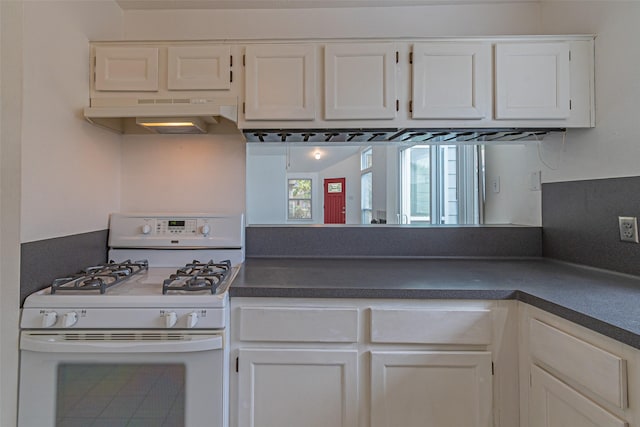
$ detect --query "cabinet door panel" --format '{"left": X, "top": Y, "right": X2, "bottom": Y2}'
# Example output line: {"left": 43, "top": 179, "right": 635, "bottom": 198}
{"left": 495, "top": 42, "right": 570, "bottom": 119}
{"left": 325, "top": 43, "right": 396, "bottom": 120}
{"left": 167, "top": 45, "right": 231, "bottom": 90}
{"left": 530, "top": 365, "right": 627, "bottom": 427}
{"left": 244, "top": 44, "right": 316, "bottom": 120}
{"left": 371, "top": 351, "right": 492, "bottom": 427}
{"left": 95, "top": 47, "right": 159, "bottom": 92}
{"left": 238, "top": 349, "right": 358, "bottom": 427}
{"left": 412, "top": 43, "right": 491, "bottom": 119}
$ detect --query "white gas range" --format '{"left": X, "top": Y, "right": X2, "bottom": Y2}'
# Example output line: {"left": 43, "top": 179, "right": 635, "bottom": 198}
{"left": 19, "top": 213, "right": 244, "bottom": 427}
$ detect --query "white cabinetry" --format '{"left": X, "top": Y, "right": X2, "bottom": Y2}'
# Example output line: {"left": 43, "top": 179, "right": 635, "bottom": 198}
{"left": 371, "top": 351, "right": 493, "bottom": 427}
{"left": 520, "top": 304, "right": 637, "bottom": 427}
{"left": 244, "top": 44, "right": 316, "bottom": 120}
{"left": 530, "top": 365, "right": 627, "bottom": 427}
{"left": 95, "top": 46, "right": 159, "bottom": 92}
{"left": 324, "top": 43, "right": 397, "bottom": 120}
{"left": 495, "top": 42, "right": 571, "bottom": 120}
{"left": 89, "top": 42, "right": 238, "bottom": 111}
{"left": 411, "top": 43, "right": 491, "bottom": 120}
{"left": 238, "top": 349, "right": 358, "bottom": 427}
{"left": 167, "top": 45, "right": 231, "bottom": 90}
{"left": 231, "top": 299, "right": 515, "bottom": 427}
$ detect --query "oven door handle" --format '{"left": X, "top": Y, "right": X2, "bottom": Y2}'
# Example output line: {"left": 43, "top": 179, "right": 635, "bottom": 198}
{"left": 20, "top": 333, "right": 223, "bottom": 353}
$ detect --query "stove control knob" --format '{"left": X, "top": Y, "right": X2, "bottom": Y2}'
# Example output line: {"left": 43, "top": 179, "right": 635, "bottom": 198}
{"left": 165, "top": 311, "right": 178, "bottom": 328}
{"left": 141, "top": 224, "right": 152, "bottom": 235}
{"left": 186, "top": 312, "right": 199, "bottom": 328}
{"left": 41, "top": 311, "right": 58, "bottom": 328}
{"left": 62, "top": 311, "right": 78, "bottom": 328}
{"left": 200, "top": 225, "right": 211, "bottom": 237}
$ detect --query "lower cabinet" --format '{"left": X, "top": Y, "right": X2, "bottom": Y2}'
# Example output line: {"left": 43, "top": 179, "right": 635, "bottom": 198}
{"left": 529, "top": 365, "right": 627, "bottom": 427}
{"left": 237, "top": 348, "right": 358, "bottom": 427}
{"left": 520, "top": 304, "right": 637, "bottom": 427}
{"left": 231, "top": 299, "right": 508, "bottom": 427}
{"left": 370, "top": 351, "right": 493, "bottom": 427}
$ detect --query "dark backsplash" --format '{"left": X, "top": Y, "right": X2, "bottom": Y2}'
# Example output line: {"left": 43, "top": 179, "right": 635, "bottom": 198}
{"left": 246, "top": 225, "right": 542, "bottom": 258}
{"left": 543, "top": 176, "right": 640, "bottom": 276}
{"left": 20, "top": 230, "right": 108, "bottom": 305}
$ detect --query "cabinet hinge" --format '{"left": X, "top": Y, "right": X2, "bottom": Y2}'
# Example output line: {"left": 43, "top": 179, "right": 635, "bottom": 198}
{"left": 409, "top": 100, "right": 413, "bottom": 113}
{"left": 230, "top": 55, "right": 233, "bottom": 67}
{"left": 235, "top": 357, "right": 239, "bottom": 373}
{"left": 243, "top": 102, "right": 246, "bottom": 114}
{"left": 243, "top": 54, "right": 246, "bottom": 67}
{"left": 230, "top": 70, "right": 233, "bottom": 83}
{"left": 569, "top": 99, "right": 572, "bottom": 110}
{"left": 529, "top": 372, "right": 532, "bottom": 387}
{"left": 396, "top": 51, "right": 399, "bottom": 64}
{"left": 491, "top": 362, "right": 495, "bottom": 376}
{"left": 569, "top": 50, "right": 572, "bottom": 61}
{"left": 396, "top": 99, "right": 400, "bottom": 112}
{"left": 409, "top": 51, "right": 413, "bottom": 64}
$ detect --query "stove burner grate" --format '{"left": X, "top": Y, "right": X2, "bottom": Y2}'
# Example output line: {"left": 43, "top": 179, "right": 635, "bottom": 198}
{"left": 162, "top": 260, "right": 231, "bottom": 294}
{"left": 50, "top": 260, "right": 149, "bottom": 294}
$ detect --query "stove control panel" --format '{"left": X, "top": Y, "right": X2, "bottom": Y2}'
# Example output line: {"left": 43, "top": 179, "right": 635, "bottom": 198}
{"left": 108, "top": 213, "right": 244, "bottom": 249}
{"left": 22, "top": 308, "right": 226, "bottom": 329}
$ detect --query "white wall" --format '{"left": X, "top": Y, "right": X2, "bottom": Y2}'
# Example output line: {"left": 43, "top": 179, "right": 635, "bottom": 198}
{"left": 246, "top": 147, "right": 287, "bottom": 224}
{"left": 1, "top": 3, "right": 23, "bottom": 425}
{"left": 537, "top": 0, "right": 640, "bottom": 183}
{"left": 119, "top": 133, "right": 246, "bottom": 214}
{"left": 20, "top": 1, "right": 124, "bottom": 242}
{"left": 484, "top": 144, "right": 542, "bottom": 225}
{"left": 123, "top": 3, "right": 541, "bottom": 40}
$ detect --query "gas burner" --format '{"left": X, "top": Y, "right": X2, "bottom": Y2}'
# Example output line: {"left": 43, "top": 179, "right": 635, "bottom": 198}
{"left": 163, "top": 260, "right": 231, "bottom": 294}
{"left": 50, "top": 260, "right": 149, "bottom": 294}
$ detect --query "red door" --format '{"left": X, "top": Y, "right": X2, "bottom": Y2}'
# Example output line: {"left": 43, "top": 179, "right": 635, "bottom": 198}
{"left": 324, "top": 178, "right": 346, "bottom": 224}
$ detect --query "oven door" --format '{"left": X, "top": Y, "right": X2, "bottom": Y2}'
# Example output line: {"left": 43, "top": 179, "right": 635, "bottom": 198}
{"left": 18, "top": 330, "right": 228, "bottom": 427}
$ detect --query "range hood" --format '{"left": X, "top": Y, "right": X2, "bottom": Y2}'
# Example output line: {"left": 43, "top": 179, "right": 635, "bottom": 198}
{"left": 242, "top": 128, "right": 565, "bottom": 144}
{"left": 83, "top": 101, "right": 565, "bottom": 142}
{"left": 83, "top": 101, "right": 239, "bottom": 135}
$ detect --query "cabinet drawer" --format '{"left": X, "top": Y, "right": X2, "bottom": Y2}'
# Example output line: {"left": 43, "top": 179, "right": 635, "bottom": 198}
{"left": 238, "top": 307, "right": 358, "bottom": 343}
{"left": 529, "top": 318, "right": 627, "bottom": 409}
{"left": 370, "top": 308, "right": 492, "bottom": 345}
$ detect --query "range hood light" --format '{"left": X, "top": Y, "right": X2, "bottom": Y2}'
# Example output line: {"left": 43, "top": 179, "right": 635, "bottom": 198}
{"left": 136, "top": 117, "right": 208, "bottom": 134}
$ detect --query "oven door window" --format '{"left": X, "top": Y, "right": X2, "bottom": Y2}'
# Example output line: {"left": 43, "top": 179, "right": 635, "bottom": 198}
{"left": 56, "top": 363, "right": 184, "bottom": 427}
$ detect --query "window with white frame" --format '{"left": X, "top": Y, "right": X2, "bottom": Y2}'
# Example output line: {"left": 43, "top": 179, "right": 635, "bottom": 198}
{"left": 400, "top": 145, "right": 481, "bottom": 225}
{"left": 360, "top": 147, "right": 373, "bottom": 224}
{"left": 287, "top": 178, "right": 312, "bottom": 220}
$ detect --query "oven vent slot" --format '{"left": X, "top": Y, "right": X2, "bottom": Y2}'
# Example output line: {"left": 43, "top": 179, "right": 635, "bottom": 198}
{"left": 62, "top": 332, "right": 188, "bottom": 342}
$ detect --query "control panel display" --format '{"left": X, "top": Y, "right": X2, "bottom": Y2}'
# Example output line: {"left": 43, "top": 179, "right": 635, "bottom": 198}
{"left": 157, "top": 219, "right": 198, "bottom": 235}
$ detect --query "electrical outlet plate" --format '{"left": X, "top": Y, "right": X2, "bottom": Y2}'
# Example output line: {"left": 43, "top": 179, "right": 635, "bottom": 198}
{"left": 618, "top": 216, "right": 639, "bottom": 243}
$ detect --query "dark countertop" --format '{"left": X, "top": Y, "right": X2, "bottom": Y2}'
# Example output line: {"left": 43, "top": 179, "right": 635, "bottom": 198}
{"left": 230, "top": 258, "right": 640, "bottom": 350}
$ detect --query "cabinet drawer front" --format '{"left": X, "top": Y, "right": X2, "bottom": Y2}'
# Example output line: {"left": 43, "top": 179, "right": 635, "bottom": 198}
{"left": 370, "top": 308, "right": 492, "bottom": 345}
{"left": 239, "top": 307, "right": 358, "bottom": 342}
{"left": 529, "top": 318, "right": 627, "bottom": 409}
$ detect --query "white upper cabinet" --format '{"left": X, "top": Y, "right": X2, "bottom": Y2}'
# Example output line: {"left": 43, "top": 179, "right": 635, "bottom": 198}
{"left": 95, "top": 47, "right": 159, "bottom": 92}
{"left": 167, "top": 45, "right": 231, "bottom": 90}
{"left": 244, "top": 44, "right": 316, "bottom": 121}
{"left": 324, "top": 43, "right": 397, "bottom": 120}
{"left": 495, "top": 42, "right": 571, "bottom": 120}
{"left": 412, "top": 43, "right": 491, "bottom": 120}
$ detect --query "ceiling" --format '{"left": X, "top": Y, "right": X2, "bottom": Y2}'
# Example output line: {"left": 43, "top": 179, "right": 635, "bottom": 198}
{"left": 116, "top": 0, "right": 533, "bottom": 10}
{"left": 248, "top": 144, "right": 361, "bottom": 173}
